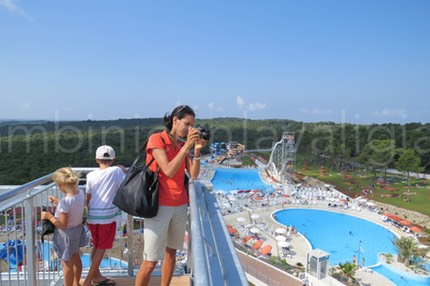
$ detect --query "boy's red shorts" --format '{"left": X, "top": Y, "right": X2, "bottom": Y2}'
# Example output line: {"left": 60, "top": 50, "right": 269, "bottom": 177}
{"left": 87, "top": 222, "right": 116, "bottom": 249}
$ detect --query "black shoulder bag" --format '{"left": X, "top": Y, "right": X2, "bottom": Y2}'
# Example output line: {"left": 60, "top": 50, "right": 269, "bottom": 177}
{"left": 113, "top": 140, "right": 159, "bottom": 218}
{"left": 41, "top": 206, "right": 56, "bottom": 243}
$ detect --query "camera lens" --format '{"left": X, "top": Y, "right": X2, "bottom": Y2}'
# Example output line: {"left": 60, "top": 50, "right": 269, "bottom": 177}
{"left": 196, "top": 126, "right": 211, "bottom": 141}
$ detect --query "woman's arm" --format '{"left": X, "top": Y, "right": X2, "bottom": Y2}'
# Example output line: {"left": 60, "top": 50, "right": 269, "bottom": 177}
{"left": 152, "top": 147, "right": 189, "bottom": 178}
{"left": 152, "top": 129, "right": 200, "bottom": 178}
{"left": 186, "top": 138, "right": 206, "bottom": 179}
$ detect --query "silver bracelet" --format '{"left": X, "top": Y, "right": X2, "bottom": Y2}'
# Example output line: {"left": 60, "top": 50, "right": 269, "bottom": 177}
{"left": 193, "top": 155, "right": 202, "bottom": 160}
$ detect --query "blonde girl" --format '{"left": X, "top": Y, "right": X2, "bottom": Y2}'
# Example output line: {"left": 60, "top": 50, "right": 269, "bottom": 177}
{"left": 41, "top": 167, "right": 87, "bottom": 286}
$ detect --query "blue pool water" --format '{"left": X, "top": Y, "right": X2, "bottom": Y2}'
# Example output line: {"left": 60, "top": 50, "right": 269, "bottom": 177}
{"left": 40, "top": 241, "right": 127, "bottom": 269}
{"left": 274, "top": 209, "right": 396, "bottom": 266}
{"left": 373, "top": 262, "right": 430, "bottom": 286}
{"left": 274, "top": 208, "right": 430, "bottom": 286}
{"left": 81, "top": 253, "right": 127, "bottom": 269}
{"left": 211, "top": 168, "right": 275, "bottom": 194}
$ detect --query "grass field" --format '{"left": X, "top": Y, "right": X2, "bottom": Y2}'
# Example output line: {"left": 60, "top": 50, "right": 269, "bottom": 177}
{"left": 297, "top": 165, "right": 430, "bottom": 217}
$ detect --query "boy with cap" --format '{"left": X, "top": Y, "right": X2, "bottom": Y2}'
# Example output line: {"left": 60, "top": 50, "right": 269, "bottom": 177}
{"left": 82, "top": 145, "right": 127, "bottom": 286}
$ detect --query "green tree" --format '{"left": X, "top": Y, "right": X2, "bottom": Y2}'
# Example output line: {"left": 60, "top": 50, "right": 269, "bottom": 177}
{"left": 395, "top": 148, "right": 424, "bottom": 186}
{"left": 327, "top": 141, "right": 352, "bottom": 172}
{"left": 337, "top": 262, "right": 357, "bottom": 278}
{"left": 393, "top": 236, "right": 417, "bottom": 266}
{"left": 358, "top": 139, "right": 397, "bottom": 182}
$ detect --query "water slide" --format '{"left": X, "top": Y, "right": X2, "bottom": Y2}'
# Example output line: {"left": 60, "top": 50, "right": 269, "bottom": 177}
{"left": 255, "top": 159, "right": 266, "bottom": 169}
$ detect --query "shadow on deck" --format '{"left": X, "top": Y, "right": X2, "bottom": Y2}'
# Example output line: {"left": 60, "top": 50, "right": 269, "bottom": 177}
{"left": 83, "top": 275, "right": 190, "bottom": 286}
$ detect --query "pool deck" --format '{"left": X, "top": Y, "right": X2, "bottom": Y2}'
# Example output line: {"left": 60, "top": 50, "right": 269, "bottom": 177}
{"left": 205, "top": 164, "right": 430, "bottom": 285}
{"left": 223, "top": 200, "right": 417, "bottom": 286}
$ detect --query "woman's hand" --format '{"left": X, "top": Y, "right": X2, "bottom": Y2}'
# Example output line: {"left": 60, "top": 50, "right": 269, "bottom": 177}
{"left": 194, "top": 138, "right": 207, "bottom": 151}
{"left": 184, "top": 127, "right": 200, "bottom": 150}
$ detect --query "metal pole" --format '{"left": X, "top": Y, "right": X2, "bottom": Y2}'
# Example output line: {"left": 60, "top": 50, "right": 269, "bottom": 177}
{"left": 127, "top": 214, "right": 134, "bottom": 276}
{"left": 357, "top": 240, "right": 362, "bottom": 266}
{"left": 24, "top": 198, "right": 38, "bottom": 286}
{"left": 189, "top": 182, "right": 211, "bottom": 285}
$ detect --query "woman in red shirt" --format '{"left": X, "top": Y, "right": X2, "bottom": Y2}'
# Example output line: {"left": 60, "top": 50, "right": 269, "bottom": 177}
{"left": 135, "top": 105, "right": 207, "bottom": 286}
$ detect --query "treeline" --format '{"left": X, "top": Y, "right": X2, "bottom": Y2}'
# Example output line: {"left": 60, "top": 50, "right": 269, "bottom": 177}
{"left": 0, "top": 118, "right": 429, "bottom": 184}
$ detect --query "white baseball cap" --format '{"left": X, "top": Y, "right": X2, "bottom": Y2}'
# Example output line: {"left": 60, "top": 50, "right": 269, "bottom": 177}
{"left": 95, "top": 145, "right": 116, "bottom": 160}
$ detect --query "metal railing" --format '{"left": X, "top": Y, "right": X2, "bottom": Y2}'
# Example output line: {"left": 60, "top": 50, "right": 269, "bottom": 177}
{"left": 0, "top": 168, "right": 248, "bottom": 285}
{"left": 188, "top": 181, "right": 248, "bottom": 286}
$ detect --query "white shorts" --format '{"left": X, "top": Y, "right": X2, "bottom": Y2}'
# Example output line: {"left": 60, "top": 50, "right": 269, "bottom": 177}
{"left": 143, "top": 204, "right": 188, "bottom": 261}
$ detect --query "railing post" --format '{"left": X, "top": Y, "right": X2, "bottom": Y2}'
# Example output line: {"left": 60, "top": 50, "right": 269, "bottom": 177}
{"left": 127, "top": 214, "right": 134, "bottom": 276}
{"left": 188, "top": 181, "right": 211, "bottom": 285}
{"left": 24, "top": 197, "right": 38, "bottom": 286}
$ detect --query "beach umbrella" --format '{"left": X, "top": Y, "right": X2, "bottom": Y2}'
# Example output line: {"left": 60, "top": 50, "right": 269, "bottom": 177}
{"left": 249, "top": 227, "right": 260, "bottom": 234}
{"left": 275, "top": 235, "right": 287, "bottom": 242}
{"left": 227, "top": 227, "right": 237, "bottom": 235}
{"left": 251, "top": 214, "right": 260, "bottom": 220}
{"left": 409, "top": 226, "right": 423, "bottom": 233}
{"left": 277, "top": 241, "right": 289, "bottom": 248}
{"left": 275, "top": 228, "right": 287, "bottom": 234}
{"left": 241, "top": 235, "right": 253, "bottom": 244}
{"left": 251, "top": 240, "right": 263, "bottom": 250}
{"left": 399, "top": 220, "right": 413, "bottom": 227}
{"left": 236, "top": 217, "right": 246, "bottom": 223}
{"left": 259, "top": 245, "right": 272, "bottom": 255}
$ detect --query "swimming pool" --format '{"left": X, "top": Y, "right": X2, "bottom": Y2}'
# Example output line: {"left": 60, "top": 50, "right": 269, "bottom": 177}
{"left": 81, "top": 253, "right": 128, "bottom": 269}
{"left": 274, "top": 208, "right": 430, "bottom": 286}
{"left": 211, "top": 168, "right": 275, "bottom": 194}
{"left": 373, "top": 262, "right": 430, "bottom": 286}
{"left": 40, "top": 241, "right": 127, "bottom": 270}
{"left": 274, "top": 209, "right": 395, "bottom": 266}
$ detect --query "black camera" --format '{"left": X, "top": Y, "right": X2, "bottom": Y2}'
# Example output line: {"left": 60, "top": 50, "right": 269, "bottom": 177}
{"left": 196, "top": 126, "right": 211, "bottom": 141}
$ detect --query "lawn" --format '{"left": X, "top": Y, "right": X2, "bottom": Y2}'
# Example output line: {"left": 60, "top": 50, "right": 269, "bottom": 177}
{"left": 297, "top": 165, "right": 430, "bottom": 217}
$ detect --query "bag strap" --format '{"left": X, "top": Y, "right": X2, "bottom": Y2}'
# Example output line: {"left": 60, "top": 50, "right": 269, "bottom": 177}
{"left": 130, "top": 139, "right": 155, "bottom": 169}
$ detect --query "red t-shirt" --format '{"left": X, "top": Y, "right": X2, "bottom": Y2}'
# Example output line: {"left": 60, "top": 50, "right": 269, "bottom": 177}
{"left": 146, "top": 131, "right": 188, "bottom": 206}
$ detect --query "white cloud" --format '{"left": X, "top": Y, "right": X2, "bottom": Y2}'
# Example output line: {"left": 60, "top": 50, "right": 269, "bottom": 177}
{"left": 236, "top": 96, "right": 267, "bottom": 112}
{"left": 0, "top": 0, "right": 31, "bottom": 19}
{"left": 208, "top": 101, "right": 224, "bottom": 113}
{"left": 236, "top": 96, "right": 245, "bottom": 110}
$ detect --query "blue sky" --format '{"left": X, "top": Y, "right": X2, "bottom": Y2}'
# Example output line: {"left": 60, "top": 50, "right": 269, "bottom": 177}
{"left": 1, "top": 0, "right": 429, "bottom": 124}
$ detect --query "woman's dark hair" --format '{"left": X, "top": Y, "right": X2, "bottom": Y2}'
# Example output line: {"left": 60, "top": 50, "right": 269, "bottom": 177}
{"left": 163, "top": 105, "right": 195, "bottom": 131}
